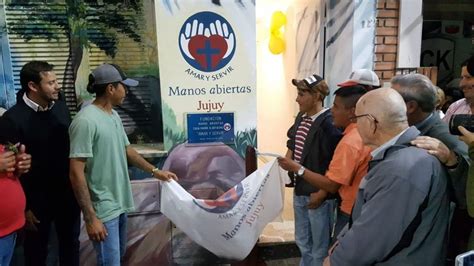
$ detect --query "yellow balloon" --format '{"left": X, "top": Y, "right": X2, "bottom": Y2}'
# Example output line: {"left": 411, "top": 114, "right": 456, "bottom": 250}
{"left": 269, "top": 35, "right": 285, "bottom": 54}
{"left": 271, "top": 11, "right": 287, "bottom": 32}
{"left": 269, "top": 11, "right": 287, "bottom": 54}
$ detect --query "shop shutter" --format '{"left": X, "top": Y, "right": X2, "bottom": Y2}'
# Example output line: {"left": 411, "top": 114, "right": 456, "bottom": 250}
{"left": 4, "top": 1, "right": 158, "bottom": 138}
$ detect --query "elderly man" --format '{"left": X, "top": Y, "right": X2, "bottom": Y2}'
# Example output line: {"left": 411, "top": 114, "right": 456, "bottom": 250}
{"left": 325, "top": 88, "right": 449, "bottom": 265}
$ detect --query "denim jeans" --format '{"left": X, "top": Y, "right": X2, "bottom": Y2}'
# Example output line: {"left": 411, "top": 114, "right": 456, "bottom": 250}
{"left": 92, "top": 213, "right": 128, "bottom": 266}
{"left": 294, "top": 195, "right": 334, "bottom": 266}
{"left": 0, "top": 232, "right": 16, "bottom": 266}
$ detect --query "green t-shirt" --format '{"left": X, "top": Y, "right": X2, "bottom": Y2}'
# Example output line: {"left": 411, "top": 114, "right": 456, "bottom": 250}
{"left": 69, "top": 105, "right": 134, "bottom": 222}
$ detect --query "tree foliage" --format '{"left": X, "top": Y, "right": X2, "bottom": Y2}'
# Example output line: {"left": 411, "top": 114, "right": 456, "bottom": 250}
{"left": 7, "top": 0, "right": 142, "bottom": 57}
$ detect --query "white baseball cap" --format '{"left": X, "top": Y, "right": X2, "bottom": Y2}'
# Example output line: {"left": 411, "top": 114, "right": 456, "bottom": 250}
{"left": 337, "top": 69, "right": 380, "bottom": 87}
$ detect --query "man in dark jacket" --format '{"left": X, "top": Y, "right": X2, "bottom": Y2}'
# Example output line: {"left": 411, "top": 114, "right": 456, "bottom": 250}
{"left": 3, "top": 61, "right": 80, "bottom": 266}
{"left": 392, "top": 73, "right": 470, "bottom": 262}
{"left": 279, "top": 74, "right": 342, "bottom": 266}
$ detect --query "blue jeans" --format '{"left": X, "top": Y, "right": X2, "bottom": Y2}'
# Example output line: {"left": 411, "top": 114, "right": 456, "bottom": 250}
{"left": 0, "top": 232, "right": 16, "bottom": 266}
{"left": 92, "top": 213, "right": 128, "bottom": 266}
{"left": 294, "top": 195, "right": 334, "bottom": 266}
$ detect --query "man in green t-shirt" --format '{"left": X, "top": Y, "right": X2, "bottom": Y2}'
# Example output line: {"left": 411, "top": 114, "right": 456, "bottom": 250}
{"left": 69, "top": 63, "right": 177, "bottom": 265}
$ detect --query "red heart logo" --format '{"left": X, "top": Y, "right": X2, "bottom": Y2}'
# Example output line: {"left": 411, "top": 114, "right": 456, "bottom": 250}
{"left": 188, "top": 35, "right": 228, "bottom": 71}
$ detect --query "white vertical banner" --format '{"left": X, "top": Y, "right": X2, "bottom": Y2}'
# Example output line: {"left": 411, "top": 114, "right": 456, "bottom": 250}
{"left": 285, "top": 0, "right": 324, "bottom": 79}
{"left": 161, "top": 159, "right": 284, "bottom": 260}
{"left": 325, "top": 0, "right": 376, "bottom": 104}
{"left": 352, "top": 0, "right": 376, "bottom": 70}
{"left": 155, "top": 1, "right": 257, "bottom": 151}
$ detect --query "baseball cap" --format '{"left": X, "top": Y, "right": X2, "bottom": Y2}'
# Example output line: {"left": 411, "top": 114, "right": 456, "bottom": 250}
{"left": 292, "top": 74, "right": 329, "bottom": 96}
{"left": 337, "top": 69, "right": 380, "bottom": 87}
{"left": 92, "top": 63, "right": 139, "bottom": 87}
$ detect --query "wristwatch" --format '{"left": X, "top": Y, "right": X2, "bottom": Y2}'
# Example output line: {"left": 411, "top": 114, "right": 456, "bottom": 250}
{"left": 297, "top": 166, "right": 305, "bottom": 177}
{"left": 151, "top": 167, "right": 159, "bottom": 175}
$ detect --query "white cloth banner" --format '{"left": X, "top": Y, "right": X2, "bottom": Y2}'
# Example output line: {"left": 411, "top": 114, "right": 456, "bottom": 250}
{"left": 161, "top": 159, "right": 284, "bottom": 260}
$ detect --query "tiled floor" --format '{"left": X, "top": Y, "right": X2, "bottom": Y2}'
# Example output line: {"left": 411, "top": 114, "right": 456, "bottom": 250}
{"left": 258, "top": 187, "right": 301, "bottom": 264}
{"left": 260, "top": 187, "right": 296, "bottom": 244}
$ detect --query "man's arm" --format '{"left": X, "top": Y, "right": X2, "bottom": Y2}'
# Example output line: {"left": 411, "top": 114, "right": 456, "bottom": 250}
{"left": 125, "top": 146, "right": 177, "bottom": 181}
{"left": 277, "top": 157, "right": 340, "bottom": 193}
{"left": 411, "top": 135, "right": 469, "bottom": 206}
{"left": 69, "top": 158, "right": 108, "bottom": 241}
{"left": 330, "top": 174, "right": 425, "bottom": 265}
{"left": 411, "top": 136, "right": 461, "bottom": 167}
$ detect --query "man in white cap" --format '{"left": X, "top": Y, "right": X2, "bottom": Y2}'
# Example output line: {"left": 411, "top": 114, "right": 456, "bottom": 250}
{"left": 337, "top": 69, "right": 381, "bottom": 91}
{"left": 69, "top": 63, "right": 178, "bottom": 265}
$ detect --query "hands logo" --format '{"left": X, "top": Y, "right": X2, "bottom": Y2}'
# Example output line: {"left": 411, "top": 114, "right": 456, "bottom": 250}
{"left": 179, "top": 11, "right": 236, "bottom": 72}
{"left": 193, "top": 183, "right": 244, "bottom": 213}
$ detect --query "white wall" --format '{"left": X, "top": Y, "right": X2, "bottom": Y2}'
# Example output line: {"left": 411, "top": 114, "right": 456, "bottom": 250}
{"left": 256, "top": 0, "right": 322, "bottom": 157}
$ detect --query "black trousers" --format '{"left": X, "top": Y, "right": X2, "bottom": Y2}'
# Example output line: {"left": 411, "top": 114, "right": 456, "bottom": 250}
{"left": 447, "top": 207, "right": 474, "bottom": 265}
{"left": 23, "top": 198, "right": 80, "bottom": 266}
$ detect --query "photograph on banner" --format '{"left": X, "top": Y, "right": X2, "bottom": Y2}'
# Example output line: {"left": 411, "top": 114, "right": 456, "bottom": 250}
{"left": 155, "top": 0, "right": 257, "bottom": 157}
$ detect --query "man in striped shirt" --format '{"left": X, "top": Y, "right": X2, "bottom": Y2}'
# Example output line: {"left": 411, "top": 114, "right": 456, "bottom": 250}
{"left": 280, "top": 74, "right": 342, "bottom": 266}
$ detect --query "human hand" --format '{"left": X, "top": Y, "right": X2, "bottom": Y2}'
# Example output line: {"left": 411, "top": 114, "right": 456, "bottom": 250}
{"left": 86, "top": 216, "right": 108, "bottom": 242}
{"left": 179, "top": 19, "right": 203, "bottom": 59}
{"left": 308, "top": 190, "right": 327, "bottom": 209}
{"left": 25, "top": 210, "right": 40, "bottom": 231}
{"left": 16, "top": 144, "right": 31, "bottom": 175}
{"left": 209, "top": 20, "right": 234, "bottom": 58}
{"left": 277, "top": 157, "right": 300, "bottom": 172}
{"left": 323, "top": 256, "right": 331, "bottom": 266}
{"left": 153, "top": 169, "right": 178, "bottom": 182}
{"left": 459, "top": 126, "right": 474, "bottom": 147}
{"left": 328, "top": 240, "right": 339, "bottom": 255}
{"left": 411, "top": 136, "right": 457, "bottom": 166}
{"left": 0, "top": 150, "right": 16, "bottom": 173}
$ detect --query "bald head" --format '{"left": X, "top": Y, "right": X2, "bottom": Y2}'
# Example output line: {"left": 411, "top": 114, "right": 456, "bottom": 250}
{"left": 355, "top": 88, "right": 409, "bottom": 147}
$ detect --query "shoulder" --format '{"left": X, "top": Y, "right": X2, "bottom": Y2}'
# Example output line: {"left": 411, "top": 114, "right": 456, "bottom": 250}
{"left": 4, "top": 101, "right": 28, "bottom": 115}
{"left": 3, "top": 102, "right": 30, "bottom": 124}
{"left": 382, "top": 146, "right": 442, "bottom": 177}
{"left": 338, "top": 129, "right": 364, "bottom": 150}
{"left": 52, "top": 100, "right": 70, "bottom": 113}
{"left": 426, "top": 119, "right": 467, "bottom": 152}
{"left": 446, "top": 98, "right": 468, "bottom": 113}
{"left": 370, "top": 147, "right": 441, "bottom": 191}
{"left": 71, "top": 106, "right": 97, "bottom": 126}
{"left": 316, "top": 110, "right": 335, "bottom": 128}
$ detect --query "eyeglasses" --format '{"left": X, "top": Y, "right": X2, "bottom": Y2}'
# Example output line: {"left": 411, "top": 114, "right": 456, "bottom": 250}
{"left": 349, "top": 113, "right": 379, "bottom": 134}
